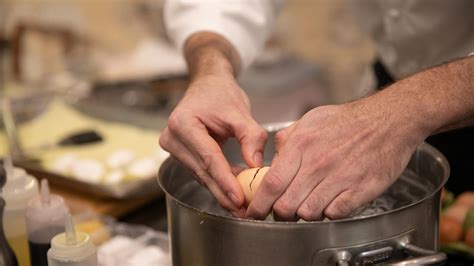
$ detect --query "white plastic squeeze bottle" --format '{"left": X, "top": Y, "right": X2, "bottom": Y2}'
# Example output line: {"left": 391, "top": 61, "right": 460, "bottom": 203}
{"left": 47, "top": 214, "right": 97, "bottom": 266}
{"left": 25, "top": 179, "right": 68, "bottom": 266}
{"left": 2, "top": 157, "right": 39, "bottom": 266}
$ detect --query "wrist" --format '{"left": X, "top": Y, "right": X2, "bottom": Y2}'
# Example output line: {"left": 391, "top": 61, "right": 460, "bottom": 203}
{"left": 184, "top": 32, "right": 241, "bottom": 81}
{"left": 189, "top": 48, "right": 235, "bottom": 81}
{"left": 350, "top": 87, "right": 432, "bottom": 147}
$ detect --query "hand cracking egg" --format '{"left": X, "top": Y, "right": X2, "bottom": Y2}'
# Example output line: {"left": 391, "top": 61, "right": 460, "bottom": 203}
{"left": 236, "top": 166, "right": 270, "bottom": 205}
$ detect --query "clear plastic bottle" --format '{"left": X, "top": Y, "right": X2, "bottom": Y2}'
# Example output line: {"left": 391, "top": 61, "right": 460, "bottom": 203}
{"left": 25, "top": 179, "right": 68, "bottom": 266}
{"left": 2, "top": 157, "right": 39, "bottom": 266}
{"left": 47, "top": 215, "right": 97, "bottom": 266}
{"left": 0, "top": 164, "right": 18, "bottom": 266}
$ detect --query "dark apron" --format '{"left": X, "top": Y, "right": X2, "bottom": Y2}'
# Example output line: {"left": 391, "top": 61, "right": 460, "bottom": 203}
{"left": 373, "top": 61, "right": 474, "bottom": 195}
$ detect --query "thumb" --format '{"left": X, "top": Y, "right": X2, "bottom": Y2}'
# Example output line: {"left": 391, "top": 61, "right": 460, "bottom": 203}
{"left": 232, "top": 118, "right": 268, "bottom": 167}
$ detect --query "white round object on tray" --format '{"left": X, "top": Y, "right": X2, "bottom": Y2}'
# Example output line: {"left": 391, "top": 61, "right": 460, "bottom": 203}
{"left": 72, "top": 159, "right": 104, "bottom": 183}
{"left": 127, "top": 157, "right": 159, "bottom": 179}
{"left": 107, "top": 149, "right": 136, "bottom": 168}
{"left": 51, "top": 153, "right": 78, "bottom": 174}
{"left": 104, "top": 170, "right": 125, "bottom": 185}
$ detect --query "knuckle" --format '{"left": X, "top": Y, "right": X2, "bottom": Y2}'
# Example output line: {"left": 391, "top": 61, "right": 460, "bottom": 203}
{"left": 199, "top": 154, "right": 213, "bottom": 172}
{"left": 255, "top": 128, "right": 268, "bottom": 142}
{"left": 261, "top": 172, "right": 284, "bottom": 194}
{"left": 274, "top": 131, "right": 287, "bottom": 146}
{"left": 273, "top": 199, "right": 293, "bottom": 219}
{"left": 293, "top": 133, "right": 312, "bottom": 149}
{"left": 193, "top": 169, "right": 208, "bottom": 184}
{"left": 167, "top": 112, "right": 186, "bottom": 133}
{"left": 233, "top": 121, "right": 247, "bottom": 135}
{"left": 219, "top": 201, "right": 233, "bottom": 211}
{"left": 248, "top": 204, "right": 269, "bottom": 219}
{"left": 297, "top": 205, "right": 318, "bottom": 221}
{"left": 236, "top": 123, "right": 267, "bottom": 143}
{"left": 158, "top": 132, "right": 170, "bottom": 150}
{"left": 324, "top": 197, "right": 352, "bottom": 220}
{"left": 311, "top": 154, "right": 331, "bottom": 170}
{"left": 298, "top": 197, "right": 322, "bottom": 221}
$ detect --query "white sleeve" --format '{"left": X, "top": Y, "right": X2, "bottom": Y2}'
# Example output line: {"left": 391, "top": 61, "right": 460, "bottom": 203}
{"left": 164, "top": 0, "right": 284, "bottom": 70}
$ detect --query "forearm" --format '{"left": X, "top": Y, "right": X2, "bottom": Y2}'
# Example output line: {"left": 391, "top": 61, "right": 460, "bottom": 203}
{"left": 363, "top": 56, "right": 474, "bottom": 138}
{"left": 184, "top": 32, "right": 241, "bottom": 80}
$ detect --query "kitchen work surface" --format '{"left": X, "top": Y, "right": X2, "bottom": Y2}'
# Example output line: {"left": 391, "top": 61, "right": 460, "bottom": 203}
{"left": 0, "top": 93, "right": 171, "bottom": 217}
{"left": 0, "top": 98, "right": 168, "bottom": 199}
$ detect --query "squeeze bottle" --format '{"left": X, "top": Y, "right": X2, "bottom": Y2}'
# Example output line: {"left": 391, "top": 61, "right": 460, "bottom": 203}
{"left": 47, "top": 215, "right": 97, "bottom": 266}
{"left": 25, "top": 179, "right": 68, "bottom": 266}
{"left": 2, "top": 157, "right": 38, "bottom": 266}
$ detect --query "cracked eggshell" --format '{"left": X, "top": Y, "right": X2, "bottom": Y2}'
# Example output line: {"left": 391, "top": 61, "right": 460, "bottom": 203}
{"left": 236, "top": 166, "right": 269, "bottom": 205}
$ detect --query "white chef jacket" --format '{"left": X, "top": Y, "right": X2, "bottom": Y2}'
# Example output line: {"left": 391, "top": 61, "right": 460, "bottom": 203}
{"left": 164, "top": 0, "right": 474, "bottom": 79}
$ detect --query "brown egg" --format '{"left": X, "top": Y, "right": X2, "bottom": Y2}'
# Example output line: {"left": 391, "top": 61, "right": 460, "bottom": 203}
{"left": 236, "top": 167, "right": 270, "bottom": 205}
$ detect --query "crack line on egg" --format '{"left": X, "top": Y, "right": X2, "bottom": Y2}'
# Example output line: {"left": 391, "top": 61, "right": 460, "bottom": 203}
{"left": 250, "top": 167, "right": 263, "bottom": 191}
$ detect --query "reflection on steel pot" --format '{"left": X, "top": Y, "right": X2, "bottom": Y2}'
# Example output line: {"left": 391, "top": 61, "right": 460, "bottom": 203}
{"left": 158, "top": 123, "right": 449, "bottom": 266}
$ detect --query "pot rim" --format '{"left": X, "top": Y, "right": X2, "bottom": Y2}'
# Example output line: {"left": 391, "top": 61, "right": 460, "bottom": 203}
{"left": 158, "top": 123, "right": 449, "bottom": 226}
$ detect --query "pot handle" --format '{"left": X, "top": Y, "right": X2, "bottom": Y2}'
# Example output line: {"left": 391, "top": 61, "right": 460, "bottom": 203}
{"left": 385, "top": 244, "right": 446, "bottom": 265}
{"left": 335, "top": 244, "right": 446, "bottom": 266}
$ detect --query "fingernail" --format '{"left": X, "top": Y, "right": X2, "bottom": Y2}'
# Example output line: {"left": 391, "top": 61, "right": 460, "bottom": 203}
{"left": 227, "top": 192, "right": 240, "bottom": 207}
{"left": 253, "top": 151, "right": 263, "bottom": 166}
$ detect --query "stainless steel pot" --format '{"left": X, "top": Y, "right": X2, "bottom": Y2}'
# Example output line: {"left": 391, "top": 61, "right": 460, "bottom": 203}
{"left": 158, "top": 123, "right": 449, "bottom": 266}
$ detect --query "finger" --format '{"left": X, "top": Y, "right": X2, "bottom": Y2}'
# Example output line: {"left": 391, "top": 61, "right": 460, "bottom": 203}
{"left": 272, "top": 157, "right": 332, "bottom": 221}
{"left": 324, "top": 183, "right": 381, "bottom": 220}
{"left": 246, "top": 145, "right": 302, "bottom": 219}
{"left": 160, "top": 128, "right": 238, "bottom": 211}
{"left": 273, "top": 210, "right": 299, "bottom": 222}
{"left": 296, "top": 178, "right": 349, "bottom": 221}
{"left": 271, "top": 124, "right": 296, "bottom": 165}
{"left": 274, "top": 123, "right": 296, "bottom": 153}
{"left": 230, "top": 164, "right": 245, "bottom": 176}
{"left": 169, "top": 117, "right": 245, "bottom": 207}
{"left": 232, "top": 118, "right": 268, "bottom": 167}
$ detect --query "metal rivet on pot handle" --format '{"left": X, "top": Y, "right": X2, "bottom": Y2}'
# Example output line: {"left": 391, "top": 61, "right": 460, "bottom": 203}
{"left": 385, "top": 244, "right": 447, "bottom": 265}
{"left": 335, "top": 250, "right": 351, "bottom": 266}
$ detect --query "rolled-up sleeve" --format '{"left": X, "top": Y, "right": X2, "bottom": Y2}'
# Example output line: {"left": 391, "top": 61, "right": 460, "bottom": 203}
{"left": 164, "top": 0, "right": 284, "bottom": 69}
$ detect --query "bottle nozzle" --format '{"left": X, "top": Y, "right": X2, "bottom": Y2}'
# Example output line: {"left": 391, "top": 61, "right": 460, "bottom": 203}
{"left": 3, "top": 156, "right": 13, "bottom": 178}
{"left": 65, "top": 214, "right": 77, "bottom": 246}
{"left": 40, "top": 179, "right": 50, "bottom": 205}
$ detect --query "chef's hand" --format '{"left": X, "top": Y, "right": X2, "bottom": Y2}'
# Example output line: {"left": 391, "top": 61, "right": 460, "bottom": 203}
{"left": 159, "top": 32, "right": 267, "bottom": 216}
{"left": 246, "top": 96, "right": 428, "bottom": 221}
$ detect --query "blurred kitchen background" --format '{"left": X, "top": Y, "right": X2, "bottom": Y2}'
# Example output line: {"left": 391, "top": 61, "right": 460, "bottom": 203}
{"left": 0, "top": 1, "right": 377, "bottom": 265}
{"left": 1, "top": 0, "right": 376, "bottom": 113}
